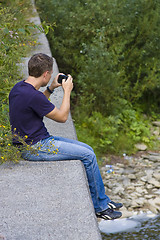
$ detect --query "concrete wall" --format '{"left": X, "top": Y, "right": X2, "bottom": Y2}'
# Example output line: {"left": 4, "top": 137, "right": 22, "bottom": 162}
{"left": 0, "top": 1, "right": 102, "bottom": 239}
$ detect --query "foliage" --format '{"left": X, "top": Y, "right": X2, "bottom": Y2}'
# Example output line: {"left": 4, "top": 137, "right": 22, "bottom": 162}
{"left": 36, "top": 0, "right": 160, "bottom": 155}
{"left": 0, "top": 114, "right": 37, "bottom": 164}
{"left": 36, "top": 0, "right": 160, "bottom": 110}
{"left": 0, "top": 0, "right": 39, "bottom": 163}
{"left": 75, "top": 107, "right": 155, "bottom": 156}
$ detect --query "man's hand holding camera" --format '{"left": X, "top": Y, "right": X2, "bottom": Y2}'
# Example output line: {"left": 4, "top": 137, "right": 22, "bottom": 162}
{"left": 50, "top": 73, "right": 73, "bottom": 93}
{"left": 61, "top": 74, "right": 73, "bottom": 93}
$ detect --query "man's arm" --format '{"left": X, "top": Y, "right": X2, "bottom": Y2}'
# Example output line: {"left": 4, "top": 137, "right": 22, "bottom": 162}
{"left": 45, "top": 75, "right": 73, "bottom": 123}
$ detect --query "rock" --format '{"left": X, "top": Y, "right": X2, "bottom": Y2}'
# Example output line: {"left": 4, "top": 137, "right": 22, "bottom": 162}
{"left": 152, "top": 127, "right": 160, "bottom": 136}
{"left": 114, "top": 186, "right": 124, "bottom": 195}
{"left": 153, "top": 197, "right": 160, "bottom": 206}
{"left": 116, "top": 163, "right": 124, "bottom": 167}
{"left": 136, "top": 187, "right": 148, "bottom": 194}
{"left": 121, "top": 207, "right": 133, "bottom": 218}
{"left": 153, "top": 189, "right": 160, "bottom": 195}
{"left": 145, "top": 169, "right": 154, "bottom": 178}
{"left": 134, "top": 182, "right": 144, "bottom": 187}
{"left": 100, "top": 148, "right": 160, "bottom": 215}
{"left": 135, "top": 198, "right": 145, "bottom": 206}
{"left": 135, "top": 143, "right": 147, "bottom": 151}
{"left": 148, "top": 178, "right": 160, "bottom": 188}
{"left": 153, "top": 172, "right": 160, "bottom": 181}
{"left": 114, "top": 168, "right": 124, "bottom": 174}
{"left": 141, "top": 154, "right": 149, "bottom": 159}
{"left": 135, "top": 172, "right": 146, "bottom": 179}
{"left": 126, "top": 185, "right": 135, "bottom": 191}
{"left": 147, "top": 155, "right": 160, "bottom": 162}
{"left": 147, "top": 200, "right": 158, "bottom": 214}
{"left": 123, "top": 177, "right": 131, "bottom": 187}
{"left": 128, "top": 174, "right": 136, "bottom": 180}
{"left": 141, "top": 176, "right": 147, "bottom": 182}
{"left": 147, "top": 204, "right": 158, "bottom": 214}
{"left": 152, "top": 121, "right": 160, "bottom": 127}
{"left": 146, "top": 184, "right": 154, "bottom": 189}
{"left": 130, "top": 192, "right": 141, "bottom": 198}
{"left": 144, "top": 194, "right": 155, "bottom": 199}
{"left": 122, "top": 169, "right": 136, "bottom": 174}
{"left": 148, "top": 151, "right": 160, "bottom": 156}
{"left": 131, "top": 201, "right": 139, "bottom": 208}
{"left": 104, "top": 182, "right": 113, "bottom": 189}
{"left": 147, "top": 198, "right": 160, "bottom": 214}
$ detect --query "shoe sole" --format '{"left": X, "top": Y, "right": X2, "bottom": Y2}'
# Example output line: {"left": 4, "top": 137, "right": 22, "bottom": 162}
{"left": 96, "top": 212, "right": 122, "bottom": 220}
{"left": 96, "top": 213, "right": 112, "bottom": 220}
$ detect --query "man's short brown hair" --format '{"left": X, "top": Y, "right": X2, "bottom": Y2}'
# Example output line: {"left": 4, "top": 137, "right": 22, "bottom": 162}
{"left": 28, "top": 53, "right": 53, "bottom": 78}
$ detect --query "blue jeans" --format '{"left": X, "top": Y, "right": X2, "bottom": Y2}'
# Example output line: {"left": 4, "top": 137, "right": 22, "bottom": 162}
{"left": 22, "top": 136, "right": 111, "bottom": 213}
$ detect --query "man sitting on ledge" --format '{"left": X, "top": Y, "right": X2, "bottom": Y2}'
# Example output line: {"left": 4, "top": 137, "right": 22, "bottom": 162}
{"left": 9, "top": 53, "right": 123, "bottom": 220}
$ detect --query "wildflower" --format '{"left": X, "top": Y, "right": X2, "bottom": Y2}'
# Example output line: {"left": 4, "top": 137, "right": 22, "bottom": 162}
{"left": 8, "top": 144, "right": 11, "bottom": 146}
{"left": 14, "top": 128, "right": 16, "bottom": 131}
{"left": 24, "top": 135, "right": 28, "bottom": 139}
{"left": 1, "top": 156, "right": 4, "bottom": 159}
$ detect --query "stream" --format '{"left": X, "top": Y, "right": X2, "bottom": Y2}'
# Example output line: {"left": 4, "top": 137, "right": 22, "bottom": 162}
{"left": 100, "top": 213, "right": 160, "bottom": 240}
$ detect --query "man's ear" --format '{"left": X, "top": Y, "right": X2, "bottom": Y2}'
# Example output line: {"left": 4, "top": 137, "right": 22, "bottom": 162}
{"left": 43, "top": 71, "right": 48, "bottom": 79}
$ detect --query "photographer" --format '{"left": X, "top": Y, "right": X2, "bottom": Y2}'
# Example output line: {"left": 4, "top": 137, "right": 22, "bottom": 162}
{"left": 9, "top": 53, "right": 123, "bottom": 220}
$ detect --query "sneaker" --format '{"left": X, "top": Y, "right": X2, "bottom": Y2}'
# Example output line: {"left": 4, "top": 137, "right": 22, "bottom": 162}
{"left": 96, "top": 208, "right": 122, "bottom": 220}
{"left": 108, "top": 201, "right": 123, "bottom": 210}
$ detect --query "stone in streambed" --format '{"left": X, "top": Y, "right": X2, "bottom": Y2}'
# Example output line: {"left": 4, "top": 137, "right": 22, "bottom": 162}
{"left": 135, "top": 143, "right": 147, "bottom": 151}
{"left": 147, "top": 178, "right": 160, "bottom": 188}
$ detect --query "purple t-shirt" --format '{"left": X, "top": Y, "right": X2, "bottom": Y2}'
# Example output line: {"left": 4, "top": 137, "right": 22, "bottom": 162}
{"left": 9, "top": 80, "right": 55, "bottom": 145}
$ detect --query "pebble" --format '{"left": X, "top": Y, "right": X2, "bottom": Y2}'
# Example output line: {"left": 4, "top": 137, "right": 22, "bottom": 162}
{"left": 147, "top": 178, "right": 160, "bottom": 188}
{"left": 101, "top": 151, "right": 160, "bottom": 216}
{"left": 153, "top": 172, "right": 160, "bottom": 181}
{"left": 128, "top": 174, "right": 136, "bottom": 180}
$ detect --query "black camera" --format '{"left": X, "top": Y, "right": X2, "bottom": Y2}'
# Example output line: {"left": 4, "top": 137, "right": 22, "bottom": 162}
{"left": 58, "top": 74, "right": 68, "bottom": 84}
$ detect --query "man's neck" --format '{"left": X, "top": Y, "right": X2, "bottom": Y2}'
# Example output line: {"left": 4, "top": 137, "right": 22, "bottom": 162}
{"left": 25, "top": 76, "right": 42, "bottom": 90}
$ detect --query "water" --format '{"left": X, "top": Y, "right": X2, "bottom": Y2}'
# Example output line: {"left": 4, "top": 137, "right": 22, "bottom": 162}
{"left": 100, "top": 214, "right": 160, "bottom": 240}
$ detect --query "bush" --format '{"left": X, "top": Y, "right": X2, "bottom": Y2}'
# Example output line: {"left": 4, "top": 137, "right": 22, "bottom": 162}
{"left": 36, "top": 0, "right": 160, "bottom": 111}
{"left": 36, "top": 0, "right": 160, "bottom": 155}
{"left": 75, "top": 106, "right": 155, "bottom": 156}
{"left": 0, "top": 0, "right": 38, "bottom": 163}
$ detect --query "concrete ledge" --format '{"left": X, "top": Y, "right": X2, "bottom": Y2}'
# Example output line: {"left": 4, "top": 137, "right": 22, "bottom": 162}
{"left": 0, "top": 161, "right": 101, "bottom": 240}
{"left": 0, "top": 1, "right": 102, "bottom": 239}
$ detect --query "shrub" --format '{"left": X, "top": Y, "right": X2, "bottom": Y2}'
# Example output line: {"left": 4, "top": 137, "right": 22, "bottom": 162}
{"left": 36, "top": 0, "right": 160, "bottom": 155}
{"left": 0, "top": 0, "right": 38, "bottom": 163}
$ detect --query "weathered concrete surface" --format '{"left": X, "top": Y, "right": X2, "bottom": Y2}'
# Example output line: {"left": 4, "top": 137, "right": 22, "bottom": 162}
{"left": 0, "top": 1, "right": 102, "bottom": 239}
